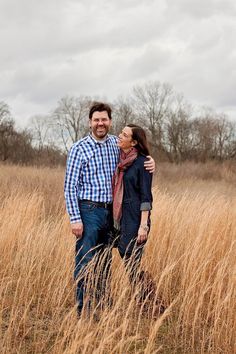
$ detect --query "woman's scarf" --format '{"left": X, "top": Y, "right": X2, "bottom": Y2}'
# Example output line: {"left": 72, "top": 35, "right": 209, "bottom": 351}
{"left": 112, "top": 147, "right": 138, "bottom": 228}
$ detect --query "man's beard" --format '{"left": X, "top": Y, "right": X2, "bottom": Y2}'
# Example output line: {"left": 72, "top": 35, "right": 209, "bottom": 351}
{"left": 92, "top": 126, "right": 109, "bottom": 139}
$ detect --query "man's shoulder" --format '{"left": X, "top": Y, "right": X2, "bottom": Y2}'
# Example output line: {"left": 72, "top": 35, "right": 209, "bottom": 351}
{"left": 70, "top": 135, "right": 93, "bottom": 151}
{"left": 67, "top": 136, "right": 95, "bottom": 161}
{"left": 107, "top": 134, "right": 118, "bottom": 145}
{"left": 108, "top": 134, "right": 118, "bottom": 139}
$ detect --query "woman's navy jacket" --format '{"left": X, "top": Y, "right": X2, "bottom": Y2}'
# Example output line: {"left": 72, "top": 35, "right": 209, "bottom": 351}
{"left": 119, "top": 154, "right": 153, "bottom": 252}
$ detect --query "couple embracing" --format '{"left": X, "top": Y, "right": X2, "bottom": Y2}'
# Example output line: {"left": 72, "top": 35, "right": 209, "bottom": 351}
{"left": 64, "top": 102, "right": 156, "bottom": 316}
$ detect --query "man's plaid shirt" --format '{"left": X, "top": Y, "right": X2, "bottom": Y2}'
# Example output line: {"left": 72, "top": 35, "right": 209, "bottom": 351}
{"left": 64, "top": 134, "right": 119, "bottom": 224}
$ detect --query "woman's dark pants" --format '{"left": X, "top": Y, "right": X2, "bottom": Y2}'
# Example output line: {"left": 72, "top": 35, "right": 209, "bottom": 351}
{"left": 117, "top": 199, "right": 149, "bottom": 296}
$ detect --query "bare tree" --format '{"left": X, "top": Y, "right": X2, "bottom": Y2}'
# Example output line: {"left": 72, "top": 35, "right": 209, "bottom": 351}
{"left": 191, "top": 116, "right": 218, "bottom": 161}
{"left": 112, "top": 96, "right": 136, "bottom": 135}
{"left": 9, "top": 129, "right": 34, "bottom": 164}
{"left": 0, "top": 101, "right": 11, "bottom": 123}
{"left": 29, "top": 115, "right": 51, "bottom": 150}
{"left": 0, "top": 102, "right": 15, "bottom": 161}
{"left": 214, "top": 114, "right": 234, "bottom": 160}
{"left": 51, "top": 95, "right": 92, "bottom": 152}
{"left": 190, "top": 108, "right": 235, "bottom": 161}
{"left": 165, "top": 95, "right": 192, "bottom": 162}
{"left": 226, "top": 121, "right": 236, "bottom": 158}
{"left": 132, "top": 81, "right": 174, "bottom": 158}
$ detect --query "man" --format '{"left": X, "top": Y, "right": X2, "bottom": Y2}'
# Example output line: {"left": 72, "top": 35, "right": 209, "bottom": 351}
{"left": 64, "top": 102, "right": 154, "bottom": 315}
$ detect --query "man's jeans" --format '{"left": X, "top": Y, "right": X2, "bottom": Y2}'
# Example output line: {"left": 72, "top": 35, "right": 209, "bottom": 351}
{"left": 74, "top": 201, "right": 113, "bottom": 313}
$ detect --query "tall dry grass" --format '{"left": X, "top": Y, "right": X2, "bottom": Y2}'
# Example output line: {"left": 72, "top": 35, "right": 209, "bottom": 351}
{"left": 0, "top": 162, "right": 235, "bottom": 353}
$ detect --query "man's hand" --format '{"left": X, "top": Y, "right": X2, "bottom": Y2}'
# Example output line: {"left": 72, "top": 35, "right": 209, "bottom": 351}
{"left": 144, "top": 155, "right": 155, "bottom": 173}
{"left": 71, "top": 222, "right": 83, "bottom": 239}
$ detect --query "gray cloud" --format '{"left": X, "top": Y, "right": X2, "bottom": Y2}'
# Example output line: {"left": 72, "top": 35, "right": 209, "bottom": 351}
{"left": 166, "top": 0, "right": 236, "bottom": 19}
{"left": 0, "top": 0, "right": 236, "bottom": 125}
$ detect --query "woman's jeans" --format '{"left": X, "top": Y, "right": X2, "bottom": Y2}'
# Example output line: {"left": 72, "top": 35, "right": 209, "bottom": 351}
{"left": 74, "top": 201, "right": 113, "bottom": 313}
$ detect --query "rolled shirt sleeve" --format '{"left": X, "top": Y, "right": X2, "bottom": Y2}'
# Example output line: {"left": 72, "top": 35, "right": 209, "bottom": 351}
{"left": 140, "top": 201, "right": 152, "bottom": 211}
{"left": 139, "top": 160, "right": 153, "bottom": 211}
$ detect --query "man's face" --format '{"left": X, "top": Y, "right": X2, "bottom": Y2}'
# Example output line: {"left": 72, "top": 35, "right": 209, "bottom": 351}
{"left": 89, "top": 111, "right": 112, "bottom": 140}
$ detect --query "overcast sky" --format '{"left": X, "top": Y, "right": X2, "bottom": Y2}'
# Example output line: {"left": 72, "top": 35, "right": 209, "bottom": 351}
{"left": 1, "top": 0, "right": 236, "bottom": 127}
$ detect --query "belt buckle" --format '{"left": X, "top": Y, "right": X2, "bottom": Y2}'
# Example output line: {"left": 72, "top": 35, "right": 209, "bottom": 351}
{"left": 104, "top": 202, "right": 108, "bottom": 208}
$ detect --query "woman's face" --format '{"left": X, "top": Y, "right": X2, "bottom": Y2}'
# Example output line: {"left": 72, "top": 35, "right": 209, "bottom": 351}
{"left": 118, "top": 126, "right": 135, "bottom": 150}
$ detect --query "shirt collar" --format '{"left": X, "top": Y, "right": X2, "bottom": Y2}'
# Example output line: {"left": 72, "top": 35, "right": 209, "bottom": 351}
{"left": 88, "top": 133, "right": 111, "bottom": 145}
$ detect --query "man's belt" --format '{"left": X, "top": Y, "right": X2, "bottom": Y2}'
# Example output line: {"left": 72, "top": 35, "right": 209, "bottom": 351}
{"left": 80, "top": 200, "right": 112, "bottom": 209}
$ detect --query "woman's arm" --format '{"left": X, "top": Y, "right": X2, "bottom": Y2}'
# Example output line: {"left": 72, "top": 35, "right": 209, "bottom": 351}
{"left": 137, "top": 210, "right": 149, "bottom": 244}
{"left": 137, "top": 159, "right": 153, "bottom": 244}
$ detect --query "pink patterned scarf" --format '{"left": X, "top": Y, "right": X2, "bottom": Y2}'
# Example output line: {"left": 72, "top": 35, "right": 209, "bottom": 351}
{"left": 112, "top": 148, "right": 138, "bottom": 227}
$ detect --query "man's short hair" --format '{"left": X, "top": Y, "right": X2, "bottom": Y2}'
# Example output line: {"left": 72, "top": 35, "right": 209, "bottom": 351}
{"left": 89, "top": 102, "right": 112, "bottom": 120}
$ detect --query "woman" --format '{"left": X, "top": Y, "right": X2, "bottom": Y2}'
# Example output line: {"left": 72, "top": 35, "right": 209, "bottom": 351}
{"left": 112, "top": 124, "right": 153, "bottom": 286}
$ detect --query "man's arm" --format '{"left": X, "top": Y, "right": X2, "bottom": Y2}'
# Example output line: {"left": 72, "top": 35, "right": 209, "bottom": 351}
{"left": 144, "top": 155, "right": 155, "bottom": 173}
{"left": 64, "top": 144, "right": 83, "bottom": 238}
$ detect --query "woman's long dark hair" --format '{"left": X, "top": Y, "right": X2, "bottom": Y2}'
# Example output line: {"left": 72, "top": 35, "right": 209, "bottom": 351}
{"left": 127, "top": 124, "right": 150, "bottom": 156}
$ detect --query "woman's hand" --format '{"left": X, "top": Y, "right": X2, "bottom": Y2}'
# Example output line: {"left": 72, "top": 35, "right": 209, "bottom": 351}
{"left": 137, "top": 225, "right": 148, "bottom": 245}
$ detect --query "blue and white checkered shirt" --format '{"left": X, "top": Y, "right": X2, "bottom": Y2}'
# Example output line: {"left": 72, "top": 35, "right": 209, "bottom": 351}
{"left": 64, "top": 134, "right": 120, "bottom": 223}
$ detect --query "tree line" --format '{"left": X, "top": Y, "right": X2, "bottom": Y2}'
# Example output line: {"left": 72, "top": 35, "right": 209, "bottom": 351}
{"left": 0, "top": 102, "right": 65, "bottom": 166}
{"left": 1, "top": 81, "right": 236, "bottom": 166}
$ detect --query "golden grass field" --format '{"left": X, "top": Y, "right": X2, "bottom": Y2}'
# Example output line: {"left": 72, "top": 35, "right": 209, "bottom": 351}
{"left": 0, "top": 162, "right": 235, "bottom": 354}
